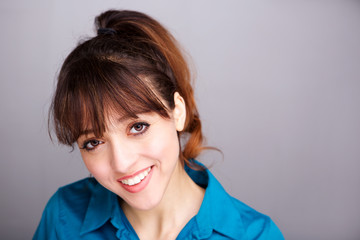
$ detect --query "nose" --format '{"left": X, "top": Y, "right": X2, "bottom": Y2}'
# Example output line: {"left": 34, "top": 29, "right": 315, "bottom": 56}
{"left": 109, "top": 139, "right": 138, "bottom": 173}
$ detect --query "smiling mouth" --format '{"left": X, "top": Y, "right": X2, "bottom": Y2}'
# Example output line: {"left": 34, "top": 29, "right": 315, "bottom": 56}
{"left": 120, "top": 167, "right": 151, "bottom": 186}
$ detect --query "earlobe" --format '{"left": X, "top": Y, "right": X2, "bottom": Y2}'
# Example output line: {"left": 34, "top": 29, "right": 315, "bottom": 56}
{"left": 173, "top": 92, "right": 186, "bottom": 132}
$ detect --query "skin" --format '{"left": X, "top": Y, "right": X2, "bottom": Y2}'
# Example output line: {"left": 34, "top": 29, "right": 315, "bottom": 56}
{"left": 77, "top": 93, "right": 205, "bottom": 240}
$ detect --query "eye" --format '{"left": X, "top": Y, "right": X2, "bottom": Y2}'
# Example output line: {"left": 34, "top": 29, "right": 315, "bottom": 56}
{"left": 129, "top": 122, "right": 150, "bottom": 135}
{"left": 81, "top": 139, "right": 103, "bottom": 151}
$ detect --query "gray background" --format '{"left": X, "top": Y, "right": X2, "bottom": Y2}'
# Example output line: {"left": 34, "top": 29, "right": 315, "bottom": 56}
{"left": 1, "top": 0, "right": 359, "bottom": 239}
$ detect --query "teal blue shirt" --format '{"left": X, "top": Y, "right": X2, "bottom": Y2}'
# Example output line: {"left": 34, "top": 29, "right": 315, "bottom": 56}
{"left": 34, "top": 165, "right": 284, "bottom": 239}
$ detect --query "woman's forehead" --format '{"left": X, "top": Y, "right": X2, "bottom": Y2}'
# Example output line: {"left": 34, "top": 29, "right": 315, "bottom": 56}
{"left": 80, "top": 109, "right": 136, "bottom": 131}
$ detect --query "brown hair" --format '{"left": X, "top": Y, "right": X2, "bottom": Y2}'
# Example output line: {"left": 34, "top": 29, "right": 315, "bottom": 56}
{"left": 50, "top": 10, "right": 205, "bottom": 168}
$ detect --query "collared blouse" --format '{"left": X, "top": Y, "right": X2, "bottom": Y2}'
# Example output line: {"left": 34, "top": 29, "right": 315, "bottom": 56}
{"left": 34, "top": 164, "right": 284, "bottom": 239}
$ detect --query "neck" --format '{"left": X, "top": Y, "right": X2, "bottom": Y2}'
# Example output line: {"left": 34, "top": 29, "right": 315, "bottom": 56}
{"left": 121, "top": 161, "right": 205, "bottom": 240}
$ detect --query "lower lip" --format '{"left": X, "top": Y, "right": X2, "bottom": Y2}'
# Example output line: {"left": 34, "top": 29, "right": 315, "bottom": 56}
{"left": 118, "top": 167, "right": 154, "bottom": 193}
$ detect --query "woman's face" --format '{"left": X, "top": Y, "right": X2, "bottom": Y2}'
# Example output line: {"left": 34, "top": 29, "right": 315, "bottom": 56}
{"left": 77, "top": 93, "right": 186, "bottom": 210}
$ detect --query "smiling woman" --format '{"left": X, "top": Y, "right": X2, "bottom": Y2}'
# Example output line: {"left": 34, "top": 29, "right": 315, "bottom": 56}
{"left": 33, "top": 10, "right": 284, "bottom": 240}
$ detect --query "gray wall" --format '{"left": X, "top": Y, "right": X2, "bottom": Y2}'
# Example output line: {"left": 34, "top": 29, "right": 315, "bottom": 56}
{"left": 1, "top": 1, "right": 359, "bottom": 239}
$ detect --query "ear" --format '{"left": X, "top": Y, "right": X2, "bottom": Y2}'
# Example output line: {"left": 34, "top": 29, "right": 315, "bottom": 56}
{"left": 173, "top": 92, "right": 186, "bottom": 132}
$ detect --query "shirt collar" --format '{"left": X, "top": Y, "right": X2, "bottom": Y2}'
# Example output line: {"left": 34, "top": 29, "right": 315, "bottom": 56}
{"left": 80, "top": 179, "right": 117, "bottom": 236}
{"left": 80, "top": 162, "right": 246, "bottom": 239}
{"left": 186, "top": 163, "right": 246, "bottom": 239}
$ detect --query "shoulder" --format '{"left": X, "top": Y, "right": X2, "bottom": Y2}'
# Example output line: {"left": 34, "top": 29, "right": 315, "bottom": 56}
{"left": 56, "top": 177, "right": 97, "bottom": 207}
{"left": 229, "top": 194, "right": 284, "bottom": 239}
{"left": 200, "top": 167, "right": 284, "bottom": 239}
{"left": 33, "top": 178, "right": 96, "bottom": 240}
{"left": 49, "top": 177, "right": 97, "bottom": 218}
{"left": 50, "top": 177, "right": 99, "bottom": 220}
{"left": 43, "top": 177, "right": 95, "bottom": 211}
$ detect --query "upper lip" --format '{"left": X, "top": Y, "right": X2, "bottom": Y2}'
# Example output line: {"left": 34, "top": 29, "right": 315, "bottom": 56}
{"left": 117, "top": 166, "right": 152, "bottom": 181}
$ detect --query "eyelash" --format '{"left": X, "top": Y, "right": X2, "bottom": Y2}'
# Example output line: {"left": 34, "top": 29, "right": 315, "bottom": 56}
{"left": 80, "top": 122, "right": 150, "bottom": 152}
{"left": 81, "top": 139, "right": 104, "bottom": 151}
{"left": 128, "top": 122, "right": 150, "bottom": 136}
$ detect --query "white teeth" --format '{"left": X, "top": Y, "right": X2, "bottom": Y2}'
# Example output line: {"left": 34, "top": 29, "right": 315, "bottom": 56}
{"left": 133, "top": 176, "right": 140, "bottom": 184}
{"left": 128, "top": 179, "right": 134, "bottom": 185}
{"left": 138, "top": 173, "right": 145, "bottom": 180}
{"left": 121, "top": 167, "right": 151, "bottom": 186}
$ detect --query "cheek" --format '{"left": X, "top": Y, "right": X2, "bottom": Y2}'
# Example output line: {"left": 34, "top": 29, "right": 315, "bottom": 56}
{"left": 81, "top": 153, "right": 109, "bottom": 177}
{"left": 142, "top": 125, "right": 180, "bottom": 161}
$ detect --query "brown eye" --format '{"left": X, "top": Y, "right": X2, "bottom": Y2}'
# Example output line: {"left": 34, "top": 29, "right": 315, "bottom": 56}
{"left": 83, "top": 139, "right": 103, "bottom": 151}
{"left": 89, "top": 140, "right": 100, "bottom": 146}
{"left": 134, "top": 124, "right": 144, "bottom": 131}
{"left": 129, "top": 122, "right": 150, "bottom": 135}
